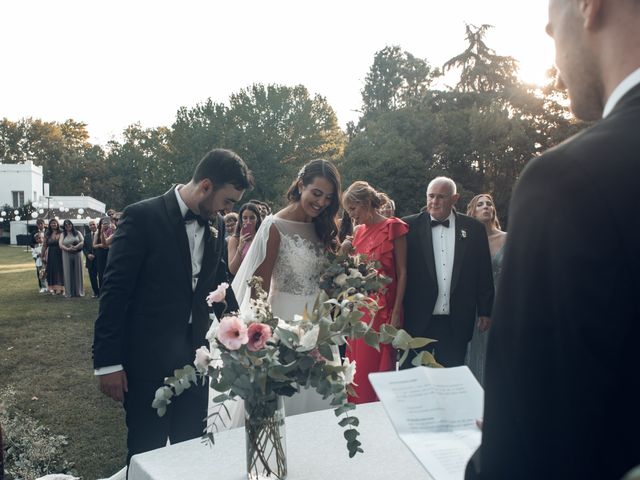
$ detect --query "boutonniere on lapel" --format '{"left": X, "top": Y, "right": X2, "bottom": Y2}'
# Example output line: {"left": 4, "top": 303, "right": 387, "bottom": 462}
{"left": 459, "top": 229, "right": 468, "bottom": 240}
{"left": 209, "top": 224, "right": 219, "bottom": 240}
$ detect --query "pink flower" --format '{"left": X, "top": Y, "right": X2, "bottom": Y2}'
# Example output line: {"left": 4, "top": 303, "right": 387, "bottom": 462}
{"left": 246, "top": 323, "right": 272, "bottom": 352}
{"left": 217, "top": 315, "right": 248, "bottom": 350}
{"left": 206, "top": 282, "right": 229, "bottom": 306}
{"left": 194, "top": 346, "right": 212, "bottom": 372}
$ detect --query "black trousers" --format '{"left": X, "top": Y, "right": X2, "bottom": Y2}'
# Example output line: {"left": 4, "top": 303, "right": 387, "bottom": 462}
{"left": 124, "top": 377, "right": 208, "bottom": 466}
{"left": 86, "top": 259, "right": 99, "bottom": 296}
{"left": 405, "top": 315, "right": 468, "bottom": 368}
{"left": 95, "top": 248, "right": 109, "bottom": 292}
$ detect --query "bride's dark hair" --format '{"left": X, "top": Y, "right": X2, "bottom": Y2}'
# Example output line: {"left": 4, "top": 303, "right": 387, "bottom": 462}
{"left": 286, "top": 159, "right": 341, "bottom": 250}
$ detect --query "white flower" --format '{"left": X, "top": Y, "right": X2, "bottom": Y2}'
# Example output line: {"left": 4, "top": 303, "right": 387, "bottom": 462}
{"left": 206, "top": 282, "right": 229, "bottom": 306}
{"left": 275, "top": 318, "right": 304, "bottom": 339}
{"left": 194, "top": 346, "right": 213, "bottom": 372}
{"left": 348, "top": 268, "right": 362, "bottom": 278}
{"left": 341, "top": 357, "right": 357, "bottom": 385}
{"left": 334, "top": 273, "right": 348, "bottom": 287}
{"left": 299, "top": 325, "right": 320, "bottom": 350}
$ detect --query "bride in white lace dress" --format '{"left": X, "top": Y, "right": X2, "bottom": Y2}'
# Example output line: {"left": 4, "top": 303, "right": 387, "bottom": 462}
{"left": 228, "top": 159, "right": 342, "bottom": 421}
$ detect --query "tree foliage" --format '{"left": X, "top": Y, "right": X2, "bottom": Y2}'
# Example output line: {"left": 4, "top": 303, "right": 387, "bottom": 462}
{"left": 342, "top": 25, "right": 586, "bottom": 222}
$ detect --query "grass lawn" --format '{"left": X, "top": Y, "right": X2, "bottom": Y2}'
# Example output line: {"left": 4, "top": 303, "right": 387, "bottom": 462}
{"left": 0, "top": 244, "right": 126, "bottom": 479}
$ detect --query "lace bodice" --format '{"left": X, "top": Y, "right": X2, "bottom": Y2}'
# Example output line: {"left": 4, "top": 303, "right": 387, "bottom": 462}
{"left": 270, "top": 218, "right": 327, "bottom": 296}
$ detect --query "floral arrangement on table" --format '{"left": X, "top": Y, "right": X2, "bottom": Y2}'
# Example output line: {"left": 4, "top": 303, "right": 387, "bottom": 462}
{"left": 152, "top": 251, "right": 437, "bottom": 480}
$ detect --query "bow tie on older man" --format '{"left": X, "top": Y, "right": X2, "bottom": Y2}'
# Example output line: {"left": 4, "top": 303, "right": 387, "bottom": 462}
{"left": 184, "top": 210, "right": 207, "bottom": 226}
{"left": 430, "top": 218, "right": 450, "bottom": 228}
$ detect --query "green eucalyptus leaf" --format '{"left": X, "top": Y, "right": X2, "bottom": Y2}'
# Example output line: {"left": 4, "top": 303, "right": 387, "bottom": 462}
{"left": 364, "top": 329, "right": 380, "bottom": 350}
{"left": 391, "top": 329, "right": 412, "bottom": 350}
{"left": 408, "top": 336, "right": 437, "bottom": 349}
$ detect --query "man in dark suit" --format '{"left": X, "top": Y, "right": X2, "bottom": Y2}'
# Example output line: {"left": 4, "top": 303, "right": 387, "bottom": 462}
{"left": 402, "top": 176, "right": 494, "bottom": 367}
{"left": 82, "top": 219, "right": 99, "bottom": 297}
{"left": 93, "top": 148, "right": 253, "bottom": 464}
{"left": 467, "top": 1, "right": 640, "bottom": 478}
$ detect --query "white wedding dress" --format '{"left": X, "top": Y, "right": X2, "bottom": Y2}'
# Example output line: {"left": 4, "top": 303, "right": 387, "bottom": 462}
{"left": 215, "top": 215, "right": 337, "bottom": 428}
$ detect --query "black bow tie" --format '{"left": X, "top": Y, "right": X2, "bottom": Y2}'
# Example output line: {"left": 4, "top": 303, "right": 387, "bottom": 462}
{"left": 430, "top": 218, "right": 450, "bottom": 228}
{"left": 184, "top": 210, "right": 207, "bottom": 226}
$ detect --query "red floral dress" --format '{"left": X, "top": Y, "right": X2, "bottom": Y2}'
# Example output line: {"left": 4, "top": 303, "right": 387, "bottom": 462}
{"left": 347, "top": 217, "right": 408, "bottom": 404}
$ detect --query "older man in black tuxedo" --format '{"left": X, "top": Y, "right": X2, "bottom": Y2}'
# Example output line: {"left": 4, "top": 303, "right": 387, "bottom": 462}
{"left": 93, "top": 149, "right": 253, "bottom": 465}
{"left": 467, "top": 0, "right": 640, "bottom": 478}
{"left": 402, "top": 176, "right": 494, "bottom": 367}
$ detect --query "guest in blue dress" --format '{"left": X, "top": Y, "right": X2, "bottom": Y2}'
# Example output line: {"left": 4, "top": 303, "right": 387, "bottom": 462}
{"left": 465, "top": 194, "right": 507, "bottom": 386}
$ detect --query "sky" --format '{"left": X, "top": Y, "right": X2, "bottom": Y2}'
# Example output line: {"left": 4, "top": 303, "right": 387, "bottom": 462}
{"left": 0, "top": 0, "right": 554, "bottom": 146}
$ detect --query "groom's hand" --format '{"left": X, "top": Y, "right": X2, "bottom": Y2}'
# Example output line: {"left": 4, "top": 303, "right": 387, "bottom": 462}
{"left": 99, "top": 371, "right": 128, "bottom": 403}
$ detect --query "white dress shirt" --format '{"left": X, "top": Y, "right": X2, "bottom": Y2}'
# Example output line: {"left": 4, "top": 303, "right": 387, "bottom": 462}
{"left": 431, "top": 211, "right": 456, "bottom": 315}
{"left": 95, "top": 186, "right": 205, "bottom": 376}
{"left": 602, "top": 67, "right": 640, "bottom": 118}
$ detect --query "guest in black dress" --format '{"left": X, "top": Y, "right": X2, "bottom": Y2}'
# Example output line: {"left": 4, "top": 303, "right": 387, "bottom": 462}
{"left": 42, "top": 218, "right": 64, "bottom": 295}
{"left": 93, "top": 217, "right": 114, "bottom": 293}
{"left": 83, "top": 220, "right": 99, "bottom": 297}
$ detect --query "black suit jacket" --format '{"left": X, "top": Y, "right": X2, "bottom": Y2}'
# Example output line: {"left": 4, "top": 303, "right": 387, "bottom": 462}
{"left": 82, "top": 229, "right": 95, "bottom": 268}
{"left": 402, "top": 211, "right": 494, "bottom": 343}
{"left": 93, "top": 187, "right": 237, "bottom": 382}
{"left": 470, "top": 85, "right": 640, "bottom": 479}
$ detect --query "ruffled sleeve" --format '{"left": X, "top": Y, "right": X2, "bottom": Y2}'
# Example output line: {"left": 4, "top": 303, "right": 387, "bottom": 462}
{"left": 368, "top": 217, "right": 409, "bottom": 257}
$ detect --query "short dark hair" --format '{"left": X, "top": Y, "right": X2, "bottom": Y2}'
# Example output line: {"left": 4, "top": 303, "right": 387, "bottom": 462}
{"left": 192, "top": 148, "right": 254, "bottom": 191}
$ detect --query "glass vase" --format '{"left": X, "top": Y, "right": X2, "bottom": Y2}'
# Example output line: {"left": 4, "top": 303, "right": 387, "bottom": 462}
{"left": 245, "top": 396, "right": 287, "bottom": 480}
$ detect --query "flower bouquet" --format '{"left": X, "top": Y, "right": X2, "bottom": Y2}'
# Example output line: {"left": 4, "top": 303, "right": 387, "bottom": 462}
{"left": 152, "top": 253, "right": 437, "bottom": 479}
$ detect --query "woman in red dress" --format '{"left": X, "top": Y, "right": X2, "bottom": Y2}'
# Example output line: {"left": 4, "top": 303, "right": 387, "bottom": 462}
{"left": 342, "top": 181, "right": 408, "bottom": 404}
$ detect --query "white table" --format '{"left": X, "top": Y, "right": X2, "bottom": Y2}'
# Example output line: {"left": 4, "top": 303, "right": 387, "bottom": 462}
{"left": 129, "top": 401, "right": 434, "bottom": 480}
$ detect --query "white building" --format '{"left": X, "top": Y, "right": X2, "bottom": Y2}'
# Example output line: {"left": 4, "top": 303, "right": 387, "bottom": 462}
{"left": 0, "top": 161, "right": 106, "bottom": 244}
{"left": 0, "top": 161, "right": 44, "bottom": 207}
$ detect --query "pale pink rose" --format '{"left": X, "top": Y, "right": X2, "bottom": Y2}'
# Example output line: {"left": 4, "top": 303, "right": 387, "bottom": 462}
{"left": 206, "top": 282, "right": 229, "bottom": 306}
{"left": 246, "top": 323, "right": 272, "bottom": 352}
{"left": 194, "top": 346, "right": 212, "bottom": 372}
{"left": 217, "top": 315, "right": 249, "bottom": 350}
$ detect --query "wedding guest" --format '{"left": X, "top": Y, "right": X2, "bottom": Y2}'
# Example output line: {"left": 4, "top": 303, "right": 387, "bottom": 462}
{"left": 337, "top": 210, "right": 353, "bottom": 243}
{"left": 31, "top": 233, "right": 47, "bottom": 293}
{"left": 223, "top": 212, "right": 239, "bottom": 240}
{"left": 379, "top": 197, "right": 396, "bottom": 218}
{"left": 42, "top": 219, "right": 64, "bottom": 295}
{"left": 402, "top": 177, "right": 494, "bottom": 367}
{"left": 342, "top": 181, "right": 408, "bottom": 404}
{"left": 59, "top": 219, "right": 84, "bottom": 298}
{"left": 467, "top": 1, "right": 640, "bottom": 478}
{"left": 249, "top": 199, "right": 271, "bottom": 219}
{"left": 228, "top": 202, "right": 262, "bottom": 275}
{"left": 93, "top": 217, "right": 113, "bottom": 292}
{"left": 93, "top": 148, "right": 250, "bottom": 465}
{"left": 83, "top": 220, "right": 100, "bottom": 298}
{"left": 464, "top": 194, "right": 507, "bottom": 386}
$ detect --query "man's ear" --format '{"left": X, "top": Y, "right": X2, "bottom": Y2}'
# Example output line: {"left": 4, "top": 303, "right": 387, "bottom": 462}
{"left": 200, "top": 178, "right": 215, "bottom": 194}
{"left": 452, "top": 193, "right": 461, "bottom": 204}
{"left": 579, "top": 0, "right": 603, "bottom": 30}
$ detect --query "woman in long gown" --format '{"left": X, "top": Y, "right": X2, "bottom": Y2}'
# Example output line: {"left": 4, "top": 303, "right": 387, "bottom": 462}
{"left": 93, "top": 217, "right": 114, "bottom": 293}
{"left": 231, "top": 159, "right": 342, "bottom": 419}
{"left": 465, "top": 193, "right": 507, "bottom": 386}
{"left": 59, "top": 219, "right": 85, "bottom": 297}
{"left": 42, "top": 219, "right": 64, "bottom": 295}
{"left": 341, "top": 181, "right": 408, "bottom": 404}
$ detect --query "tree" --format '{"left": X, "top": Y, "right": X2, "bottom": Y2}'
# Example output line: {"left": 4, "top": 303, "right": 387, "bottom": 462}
{"left": 360, "top": 46, "right": 438, "bottom": 124}
{"left": 225, "top": 84, "right": 346, "bottom": 207}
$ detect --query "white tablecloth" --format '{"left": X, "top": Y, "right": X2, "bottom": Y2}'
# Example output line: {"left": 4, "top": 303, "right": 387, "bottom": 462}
{"left": 129, "top": 401, "right": 433, "bottom": 480}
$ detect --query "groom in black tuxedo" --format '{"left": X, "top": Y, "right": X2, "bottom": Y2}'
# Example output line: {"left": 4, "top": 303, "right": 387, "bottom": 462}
{"left": 467, "top": 0, "right": 640, "bottom": 478}
{"left": 402, "top": 176, "right": 494, "bottom": 367}
{"left": 93, "top": 148, "right": 253, "bottom": 464}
